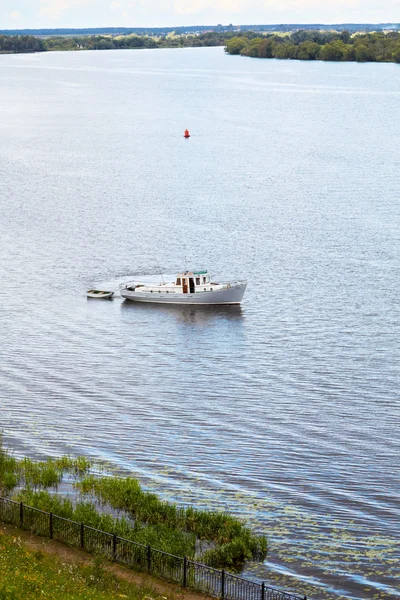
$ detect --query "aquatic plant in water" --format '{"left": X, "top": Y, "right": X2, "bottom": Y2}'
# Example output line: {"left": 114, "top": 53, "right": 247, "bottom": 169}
{"left": 0, "top": 438, "right": 267, "bottom": 569}
{"left": 75, "top": 475, "right": 267, "bottom": 567}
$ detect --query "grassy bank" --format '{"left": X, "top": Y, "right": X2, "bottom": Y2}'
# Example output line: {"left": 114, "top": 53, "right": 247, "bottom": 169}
{"left": 0, "top": 528, "right": 172, "bottom": 600}
{"left": 0, "top": 439, "right": 267, "bottom": 569}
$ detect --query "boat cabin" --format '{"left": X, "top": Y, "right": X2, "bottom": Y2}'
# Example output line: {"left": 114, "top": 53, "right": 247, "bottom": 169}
{"left": 175, "top": 270, "right": 210, "bottom": 294}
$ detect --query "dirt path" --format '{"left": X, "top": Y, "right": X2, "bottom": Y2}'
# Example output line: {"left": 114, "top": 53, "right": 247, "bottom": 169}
{"left": 1, "top": 523, "right": 213, "bottom": 600}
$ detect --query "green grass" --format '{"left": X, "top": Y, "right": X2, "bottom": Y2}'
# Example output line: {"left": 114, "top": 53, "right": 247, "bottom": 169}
{"left": 0, "top": 529, "right": 173, "bottom": 600}
{"left": 0, "top": 437, "right": 267, "bottom": 569}
{"left": 12, "top": 488, "right": 196, "bottom": 558}
{"left": 0, "top": 438, "right": 90, "bottom": 493}
{"left": 75, "top": 476, "right": 267, "bottom": 567}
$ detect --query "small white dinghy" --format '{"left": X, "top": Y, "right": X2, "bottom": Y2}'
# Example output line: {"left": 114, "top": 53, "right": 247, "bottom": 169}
{"left": 87, "top": 290, "right": 114, "bottom": 299}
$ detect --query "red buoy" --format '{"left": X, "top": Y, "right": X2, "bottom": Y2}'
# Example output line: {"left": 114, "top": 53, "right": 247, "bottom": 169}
{"left": 184, "top": 129, "right": 190, "bottom": 138}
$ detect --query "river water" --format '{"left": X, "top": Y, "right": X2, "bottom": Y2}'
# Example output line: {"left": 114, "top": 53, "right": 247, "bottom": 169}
{"left": 0, "top": 47, "right": 399, "bottom": 600}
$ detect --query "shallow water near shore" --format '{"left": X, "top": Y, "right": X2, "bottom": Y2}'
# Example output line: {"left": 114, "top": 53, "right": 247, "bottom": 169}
{"left": 0, "top": 47, "right": 399, "bottom": 599}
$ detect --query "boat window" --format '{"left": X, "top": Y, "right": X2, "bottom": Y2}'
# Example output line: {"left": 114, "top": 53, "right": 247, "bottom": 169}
{"left": 196, "top": 277, "right": 200, "bottom": 285}
{"left": 203, "top": 277, "right": 206, "bottom": 284}
{"left": 176, "top": 278, "right": 181, "bottom": 285}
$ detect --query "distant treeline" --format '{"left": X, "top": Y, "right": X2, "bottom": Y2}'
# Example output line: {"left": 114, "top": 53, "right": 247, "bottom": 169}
{"left": 1, "top": 23, "right": 399, "bottom": 37}
{"left": 46, "top": 31, "right": 236, "bottom": 51}
{"left": 225, "top": 30, "right": 400, "bottom": 62}
{"left": 0, "top": 34, "right": 45, "bottom": 53}
{"left": 2, "top": 30, "right": 400, "bottom": 61}
{"left": 0, "top": 26, "right": 235, "bottom": 37}
{"left": 0, "top": 31, "right": 240, "bottom": 54}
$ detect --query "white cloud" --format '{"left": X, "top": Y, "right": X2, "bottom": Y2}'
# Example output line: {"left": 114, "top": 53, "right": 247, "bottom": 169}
{"left": 173, "top": 0, "right": 249, "bottom": 15}
{"left": 262, "top": 0, "right": 362, "bottom": 9}
{"left": 39, "top": 0, "right": 93, "bottom": 20}
{"left": 170, "top": 0, "right": 393, "bottom": 16}
{"left": 0, "top": 0, "right": 399, "bottom": 28}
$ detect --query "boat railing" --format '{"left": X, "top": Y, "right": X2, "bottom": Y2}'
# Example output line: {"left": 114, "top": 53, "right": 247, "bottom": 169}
{"left": 120, "top": 280, "right": 162, "bottom": 289}
{"left": 121, "top": 280, "right": 247, "bottom": 292}
{"left": 216, "top": 280, "right": 247, "bottom": 289}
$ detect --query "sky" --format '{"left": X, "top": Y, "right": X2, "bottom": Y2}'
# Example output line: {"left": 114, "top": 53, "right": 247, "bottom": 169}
{"left": 1, "top": 0, "right": 400, "bottom": 29}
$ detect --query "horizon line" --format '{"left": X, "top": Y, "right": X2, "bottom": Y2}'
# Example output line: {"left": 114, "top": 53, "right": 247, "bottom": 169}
{"left": 1, "top": 21, "right": 400, "bottom": 32}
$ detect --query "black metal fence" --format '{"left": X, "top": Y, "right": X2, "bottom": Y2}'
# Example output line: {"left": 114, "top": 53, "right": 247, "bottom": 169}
{"left": 0, "top": 496, "right": 307, "bottom": 600}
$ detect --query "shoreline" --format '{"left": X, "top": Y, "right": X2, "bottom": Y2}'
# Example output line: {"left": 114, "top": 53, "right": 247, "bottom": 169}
{"left": 1, "top": 30, "right": 400, "bottom": 63}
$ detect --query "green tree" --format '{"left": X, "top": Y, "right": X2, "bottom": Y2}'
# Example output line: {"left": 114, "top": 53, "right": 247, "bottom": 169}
{"left": 257, "top": 38, "right": 274, "bottom": 58}
{"left": 340, "top": 30, "right": 351, "bottom": 43}
{"left": 297, "top": 41, "right": 320, "bottom": 60}
{"left": 241, "top": 37, "right": 263, "bottom": 57}
{"left": 291, "top": 29, "right": 311, "bottom": 44}
{"left": 273, "top": 42, "right": 297, "bottom": 59}
{"left": 95, "top": 38, "right": 115, "bottom": 50}
{"left": 355, "top": 44, "right": 373, "bottom": 62}
{"left": 225, "top": 36, "right": 248, "bottom": 55}
{"left": 321, "top": 40, "right": 346, "bottom": 61}
{"left": 393, "top": 45, "right": 400, "bottom": 63}
{"left": 342, "top": 44, "right": 356, "bottom": 61}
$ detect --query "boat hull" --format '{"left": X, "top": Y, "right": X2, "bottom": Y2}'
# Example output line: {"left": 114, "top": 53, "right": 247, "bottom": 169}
{"left": 120, "top": 283, "right": 247, "bottom": 305}
{"left": 87, "top": 291, "right": 114, "bottom": 299}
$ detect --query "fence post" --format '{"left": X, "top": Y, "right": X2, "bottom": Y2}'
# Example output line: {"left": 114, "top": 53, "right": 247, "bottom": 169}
{"left": 49, "top": 512, "right": 53, "bottom": 539}
{"left": 113, "top": 534, "right": 117, "bottom": 561}
{"left": 80, "top": 523, "right": 84, "bottom": 549}
{"left": 261, "top": 582, "right": 265, "bottom": 600}
{"left": 221, "top": 569, "right": 225, "bottom": 600}
{"left": 147, "top": 544, "right": 151, "bottom": 573}
{"left": 183, "top": 556, "right": 187, "bottom": 587}
{"left": 19, "top": 502, "right": 24, "bottom": 528}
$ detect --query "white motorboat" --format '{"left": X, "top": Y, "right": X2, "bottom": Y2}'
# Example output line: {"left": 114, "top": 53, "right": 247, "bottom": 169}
{"left": 87, "top": 290, "right": 114, "bottom": 299}
{"left": 120, "top": 270, "right": 247, "bottom": 305}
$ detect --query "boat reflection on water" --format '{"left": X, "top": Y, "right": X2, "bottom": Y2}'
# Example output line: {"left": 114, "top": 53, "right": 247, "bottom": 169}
{"left": 120, "top": 299, "right": 243, "bottom": 325}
